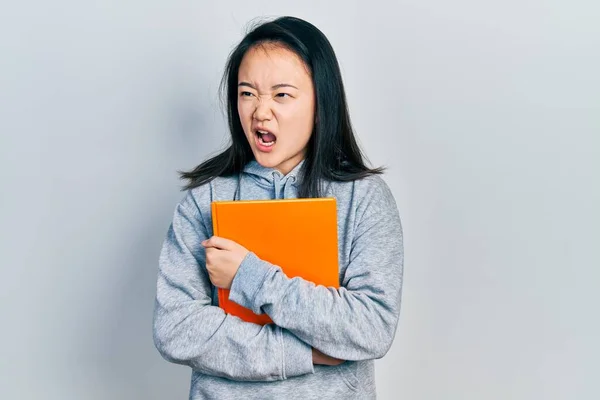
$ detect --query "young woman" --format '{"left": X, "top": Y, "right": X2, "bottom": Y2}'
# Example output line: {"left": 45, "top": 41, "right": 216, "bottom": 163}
{"left": 153, "top": 16, "right": 404, "bottom": 399}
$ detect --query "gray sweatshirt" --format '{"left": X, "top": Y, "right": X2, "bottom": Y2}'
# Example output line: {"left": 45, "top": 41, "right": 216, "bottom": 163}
{"left": 153, "top": 159, "right": 404, "bottom": 399}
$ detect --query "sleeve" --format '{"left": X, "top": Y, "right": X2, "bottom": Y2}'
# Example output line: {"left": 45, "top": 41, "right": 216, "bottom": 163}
{"left": 228, "top": 178, "right": 404, "bottom": 362}
{"left": 152, "top": 191, "right": 314, "bottom": 381}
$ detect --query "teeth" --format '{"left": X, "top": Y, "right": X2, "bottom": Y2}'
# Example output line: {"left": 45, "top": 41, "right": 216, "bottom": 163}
{"left": 258, "top": 135, "right": 275, "bottom": 146}
{"left": 256, "top": 129, "right": 275, "bottom": 146}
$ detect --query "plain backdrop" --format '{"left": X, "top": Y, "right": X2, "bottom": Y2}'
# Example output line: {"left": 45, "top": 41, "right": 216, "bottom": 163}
{"left": 1, "top": 1, "right": 598, "bottom": 399}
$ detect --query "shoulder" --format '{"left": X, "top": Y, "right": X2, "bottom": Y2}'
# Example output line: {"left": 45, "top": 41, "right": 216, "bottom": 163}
{"left": 177, "top": 175, "right": 239, "bottom": 220}
{"left": 170, "top": 185, "right": 209, "bottom": 230}
{"left": 354, "top": 174, "right": 393, "bottom": 197}
{"left": 335, "top": 174, "right": 396, "bottom": 206}
{"left": 327, "top": 173, "right": 399, "bottom": 219}
{"left": 349, "top": 174, "right": 399, "bottom": 219}
{"left": 182, "top": 175, "right": 237, "bottom": 205}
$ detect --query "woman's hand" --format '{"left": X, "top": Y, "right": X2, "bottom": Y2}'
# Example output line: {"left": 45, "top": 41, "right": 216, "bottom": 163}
{"left": 201, "top": 236, "right": 250, "bottom": 289}
{"left": 312, "top": 347, "right": 345, "bottom": 366}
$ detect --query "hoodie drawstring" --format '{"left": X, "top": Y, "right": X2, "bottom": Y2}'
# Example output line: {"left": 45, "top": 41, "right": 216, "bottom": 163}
{"left": 273, "top": 172, "right": 282, "bottom": 199}
{"left": 283, "top": 175, "right": 296, "bottom": 198}
{"left": 272, "top": 171, "right": 297, "bottom": 199}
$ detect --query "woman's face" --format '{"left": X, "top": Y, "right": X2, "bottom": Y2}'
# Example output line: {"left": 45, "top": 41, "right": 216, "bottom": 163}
{"left": 237, "top": 44, "right": 315, "bottom": 175}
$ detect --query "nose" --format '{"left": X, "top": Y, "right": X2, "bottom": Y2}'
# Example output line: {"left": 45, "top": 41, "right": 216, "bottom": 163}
{"left": 253, "top": 97, "right": 273, "bottom": 122}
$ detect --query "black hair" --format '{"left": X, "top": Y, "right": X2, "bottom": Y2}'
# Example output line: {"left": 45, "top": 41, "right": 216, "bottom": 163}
{"left": 180, "top": 16, "right": 384, "bottom": 197}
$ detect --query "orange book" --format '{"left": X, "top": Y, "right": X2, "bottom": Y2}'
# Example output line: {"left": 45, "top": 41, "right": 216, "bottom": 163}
{"left": 211, "top": 198, "right": 339, "bottom": 325}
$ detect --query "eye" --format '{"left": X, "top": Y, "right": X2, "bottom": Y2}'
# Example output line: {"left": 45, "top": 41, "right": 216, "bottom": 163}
{"left": 240, "top": 91, "right": 254, "bottom": 97}
{"left": 275, "top": 93, "right": 291, "bottom": 98}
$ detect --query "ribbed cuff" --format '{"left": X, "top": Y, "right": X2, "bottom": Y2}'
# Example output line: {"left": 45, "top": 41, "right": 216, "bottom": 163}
{"left": 229, "top": 252, "right": 273, "bottom": 313}
{"left": 281, "top": 328, "right": 314, "bottom": 379}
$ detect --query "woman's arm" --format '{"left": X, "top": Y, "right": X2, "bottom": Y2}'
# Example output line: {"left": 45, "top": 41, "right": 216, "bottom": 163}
{"left": 153, "top": 192, "right": 314, "bottom": 381}
{"left": 227, "top": 177, "right": 404, "bottom": 362}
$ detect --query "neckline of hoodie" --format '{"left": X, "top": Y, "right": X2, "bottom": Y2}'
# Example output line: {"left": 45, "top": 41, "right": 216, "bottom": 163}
{"left": 243, "top": 159, "right": 305, "bottom": 189}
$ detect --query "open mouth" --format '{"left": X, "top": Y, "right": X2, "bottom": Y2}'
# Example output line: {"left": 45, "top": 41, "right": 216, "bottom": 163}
{"left": 255, "top": 130, "right": 276, "bottom": 147}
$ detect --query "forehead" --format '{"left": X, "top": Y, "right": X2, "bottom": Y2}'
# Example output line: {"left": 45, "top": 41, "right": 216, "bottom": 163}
{"left": 238, "top": 44, "right": 311, "bottom": 85}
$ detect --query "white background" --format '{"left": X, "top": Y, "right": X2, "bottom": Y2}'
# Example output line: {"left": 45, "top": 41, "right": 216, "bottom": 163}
{"left": 1, "top": 1, "right": 598, "bottom": 399}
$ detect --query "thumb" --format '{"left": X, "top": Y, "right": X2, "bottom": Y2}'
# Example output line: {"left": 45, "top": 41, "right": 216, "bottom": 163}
{"left": 202, "top": 236, "right": 234, "bottom": 250}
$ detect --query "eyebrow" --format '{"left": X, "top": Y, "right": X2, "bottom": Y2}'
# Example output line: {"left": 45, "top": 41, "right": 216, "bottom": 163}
{"left": 238, "top": 82, "right": 299, "bottom": 90}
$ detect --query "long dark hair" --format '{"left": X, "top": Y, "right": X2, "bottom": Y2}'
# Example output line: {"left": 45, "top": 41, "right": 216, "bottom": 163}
{"left": 180, "top": 16, "right": 384, "bottom": 197}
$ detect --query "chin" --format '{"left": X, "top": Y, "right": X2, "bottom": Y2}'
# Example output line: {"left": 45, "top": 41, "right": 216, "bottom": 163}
{"left": 253, "top": 154, "right": 281, "bottom": 168}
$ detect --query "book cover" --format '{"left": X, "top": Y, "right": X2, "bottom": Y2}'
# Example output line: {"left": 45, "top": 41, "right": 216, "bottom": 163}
{"left": 211, "top": 198, "right": 339, "bottom": 325}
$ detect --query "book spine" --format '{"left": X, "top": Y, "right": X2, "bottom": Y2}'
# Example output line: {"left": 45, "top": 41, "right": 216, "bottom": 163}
{"left": 211, "top": 202, "right": 218, "bottom": 237}
{"left": 211, "top": 202, "right": 226, "bottom": 308}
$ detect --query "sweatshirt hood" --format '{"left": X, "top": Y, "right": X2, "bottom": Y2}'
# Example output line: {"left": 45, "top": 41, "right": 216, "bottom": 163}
{"left": 242, "top": 159, "right": 306, "bottom": 199}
